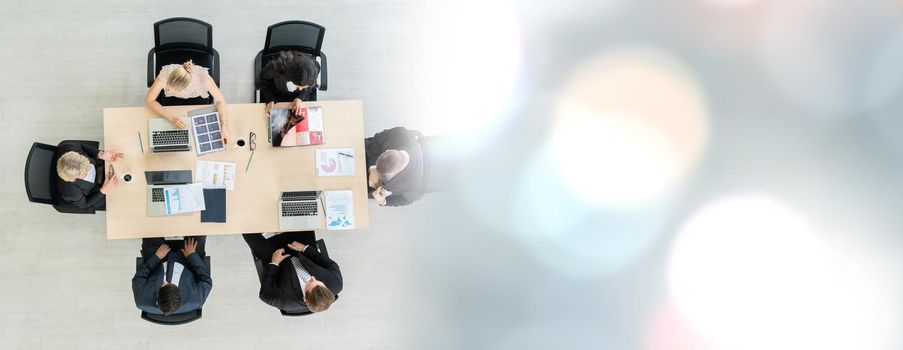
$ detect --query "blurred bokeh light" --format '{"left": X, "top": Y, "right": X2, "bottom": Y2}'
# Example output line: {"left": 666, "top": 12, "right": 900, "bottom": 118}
{"left": 551, "top": 46, "right": 709, "bottom": 206}
{"left": 668, "top": 195, "right": 890, "bottom": 350}
{"left": 407, "top": 1, "right": 903, "bottom": 349}
{"left": 759, "top": 0, "right": 903, "bottom": 117}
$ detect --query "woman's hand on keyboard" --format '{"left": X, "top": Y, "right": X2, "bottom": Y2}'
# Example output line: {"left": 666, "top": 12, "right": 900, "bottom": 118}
{"left": 167, "top": 115, "right": 186, "bottom": 129}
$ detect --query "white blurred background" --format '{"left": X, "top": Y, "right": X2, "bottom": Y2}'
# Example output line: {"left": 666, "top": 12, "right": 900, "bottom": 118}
{"left": 407, "top": 0, "right": 903, "bottom": 349}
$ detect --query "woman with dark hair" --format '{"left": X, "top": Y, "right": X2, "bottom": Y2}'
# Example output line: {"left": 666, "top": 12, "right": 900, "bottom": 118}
{"left": 260, "top": 51, "right": 320, "bottom": 115}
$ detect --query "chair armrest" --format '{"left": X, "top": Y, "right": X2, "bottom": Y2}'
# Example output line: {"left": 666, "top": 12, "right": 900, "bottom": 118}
{"left": 253, "top": 256, "right": 264, "bottom": 283}
{"left": 254, "top": 51, "right": 263, "bottom": 88}
{"left": 147, "top": 48, "right": 156, "bottom": 87}
{"left": 318, "top": 51, "right": 327, "bottom": 91}
{"left": 254, "top": 51, "right": 263, "bottom": 103}
{"left": 315, "top": 239, "right": 329, "bottom": 258}
{"left": 211, "top": 48, "right": 221, "bottom": 87}
{"left": 58, "top": 140, "right": 100, "bottom": 149}
{"left": 54, "top": 204, "right": 96, "bottom": 215}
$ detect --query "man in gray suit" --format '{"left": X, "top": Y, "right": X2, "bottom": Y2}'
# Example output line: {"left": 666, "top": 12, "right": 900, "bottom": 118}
{"left": 132, "top": 237, "right": 212, "bottom": 315}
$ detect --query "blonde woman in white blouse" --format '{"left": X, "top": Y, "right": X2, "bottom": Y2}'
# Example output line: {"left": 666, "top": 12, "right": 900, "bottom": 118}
{"left": 144, "top": 60, "right": 232, "bottom": 144}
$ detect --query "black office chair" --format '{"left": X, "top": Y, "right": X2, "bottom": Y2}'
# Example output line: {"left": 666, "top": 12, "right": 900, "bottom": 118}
{"left": 136, "top": 256, "right": 211, "bottom": 325}
{"left": 252, "top": 238, "right": 337, "bottom": 316}
{"left": 253, "top": 20, "right": 328, "bottom": 102}
{"left": 24, "top": 140, "right": 100, "bottom": 214}
{"left": 147, "top": 17, "right": 221, "bottom": 106}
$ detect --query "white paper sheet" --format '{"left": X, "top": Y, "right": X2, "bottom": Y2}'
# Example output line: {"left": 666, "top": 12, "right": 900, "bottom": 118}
{"left": 325, "top": 190, "right": 355, "bottom": 230}
{"left": 164, "top": 183, "right": 207, "bottom": 215}
{"left": 316, "top": 148, "right": 355, "bottom": 176}
{"left": 196, "top": 160, "right": 236, "bottom": 190}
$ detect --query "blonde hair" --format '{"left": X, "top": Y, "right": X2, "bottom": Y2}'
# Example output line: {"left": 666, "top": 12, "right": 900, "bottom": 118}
{"left": 57, "top": 151, "right": 92, "bottom": 182}
{"left": 166, "top": 60, "right": 194, "bottom": 90}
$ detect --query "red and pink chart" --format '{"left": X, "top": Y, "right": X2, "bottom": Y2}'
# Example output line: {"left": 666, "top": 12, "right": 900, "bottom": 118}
{"left": 316, "top": 148, "right": 355, "bottom": 177}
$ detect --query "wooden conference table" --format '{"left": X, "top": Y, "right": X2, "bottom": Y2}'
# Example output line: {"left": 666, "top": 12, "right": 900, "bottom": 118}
{"left": 102, "top": 100, "right": 370, "bottom": 239}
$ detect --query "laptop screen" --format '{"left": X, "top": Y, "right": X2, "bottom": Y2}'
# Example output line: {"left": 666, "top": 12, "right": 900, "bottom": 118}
{"left": 145, "top": 170, "right": 192, "bottom": 185}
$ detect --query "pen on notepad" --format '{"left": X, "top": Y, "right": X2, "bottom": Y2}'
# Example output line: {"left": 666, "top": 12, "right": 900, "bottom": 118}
{"left": 338, "top": 152, "right": 353, "bottom": 158}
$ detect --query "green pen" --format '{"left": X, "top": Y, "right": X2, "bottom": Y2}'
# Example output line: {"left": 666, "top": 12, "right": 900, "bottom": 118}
{"left": 245, "top": 149, "right": 255, "bottom": 172}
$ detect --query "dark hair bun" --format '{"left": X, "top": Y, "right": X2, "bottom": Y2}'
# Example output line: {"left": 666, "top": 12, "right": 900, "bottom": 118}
{"left": 273, "top": 51, "right": 320, "bottom": 87}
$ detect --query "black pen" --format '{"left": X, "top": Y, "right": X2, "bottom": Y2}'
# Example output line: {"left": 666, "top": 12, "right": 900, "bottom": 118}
{"left": 338, "top": 152, "right": 353, "bottom": 158}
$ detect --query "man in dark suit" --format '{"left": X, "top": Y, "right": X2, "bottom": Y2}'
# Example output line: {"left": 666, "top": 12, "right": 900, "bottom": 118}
{"left": 132, "top": 237, "right": 212, "bottom": 316}
{"left": 243, "top": 231, "right": 342, "bottom": 313}
{"left": 365, "top": 126, "right": 425, "bottom": 206}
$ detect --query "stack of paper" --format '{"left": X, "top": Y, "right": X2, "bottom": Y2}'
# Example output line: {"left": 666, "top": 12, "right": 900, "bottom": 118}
{"left": 164, "top": 183, "right": 207, "bottom": 215}
{"left": 196, "top": 160, "right": 236, "bottom": 190}
{"left": 325, "top": 190, "right": 355, "bottom": 230}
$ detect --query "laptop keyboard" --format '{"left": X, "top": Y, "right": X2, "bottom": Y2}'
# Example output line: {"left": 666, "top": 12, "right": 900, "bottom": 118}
{"left": 152, "top": 145, "right": 191, "bottom": 153}
{"left": 281, "top": 191, "right": 319, "bottom": 201}
{"left": 151, "top": 188, "right": 165, "bottom": 202}
{"left": 282, "top": 201, "right": 318, "bottom": 217}
{"left": 152, "top": 129, "right": 190, "bottom": 146}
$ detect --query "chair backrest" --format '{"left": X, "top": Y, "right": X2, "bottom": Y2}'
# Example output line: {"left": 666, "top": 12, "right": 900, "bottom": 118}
{"left": 24, "top": 142, "right": 58, "bottom": 205}
{"left": 149, "top": 17, "right": 220, "bottom": 96}
{"left": 155, "top": 17, "right": 213, "bottom": 49}
{"left": 142, "top": 309, "right": 202, "bottom": 325}
{"left": 136, "top": 255, "right": 211, "bottom": 325}
{"left": 265, "top": 21, "right": 325, "bottom": 55}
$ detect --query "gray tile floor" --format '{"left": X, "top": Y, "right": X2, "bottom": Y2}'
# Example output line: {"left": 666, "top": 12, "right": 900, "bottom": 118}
{"left": 0, "top": 1, "right": 448, "bottom": 349}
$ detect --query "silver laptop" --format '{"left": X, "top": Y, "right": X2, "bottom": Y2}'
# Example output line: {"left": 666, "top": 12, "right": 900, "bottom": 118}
{"left": 146, "top": 170, "right": 193, "bottom": 217}
{"left": 149, "top": 117, "right": 192, "bottom": 153}
{"left": 279, "top": 191, "right": 323, "bottom": 230}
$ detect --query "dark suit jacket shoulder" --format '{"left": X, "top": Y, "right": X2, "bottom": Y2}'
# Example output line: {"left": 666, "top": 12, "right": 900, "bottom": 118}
{"left": 55, "top": 143, "right": 105, "bottom": 209}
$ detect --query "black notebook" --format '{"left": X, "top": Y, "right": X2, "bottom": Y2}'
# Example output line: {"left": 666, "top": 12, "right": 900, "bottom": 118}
{"left": 201, "top": 189, "right": 226, "bottom": 223}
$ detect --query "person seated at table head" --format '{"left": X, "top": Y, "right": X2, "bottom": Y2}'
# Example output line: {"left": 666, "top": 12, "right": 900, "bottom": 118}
{"left": 242, "top": 232, "right": 341, "bottom": 314}
{"left": 132, "top": 237, "right": 212, "bottom": 316}
{"left": 144, "top": 59, "right": 232, "bottom": 143}
{"left": 365, "top": 127, "right": 425, "bottom": 207}
{"left": 55, "top": 143, "right": 123, "bottom": 210}
{"left": 261, "top": 51, "right": 319, "bottom": 116}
